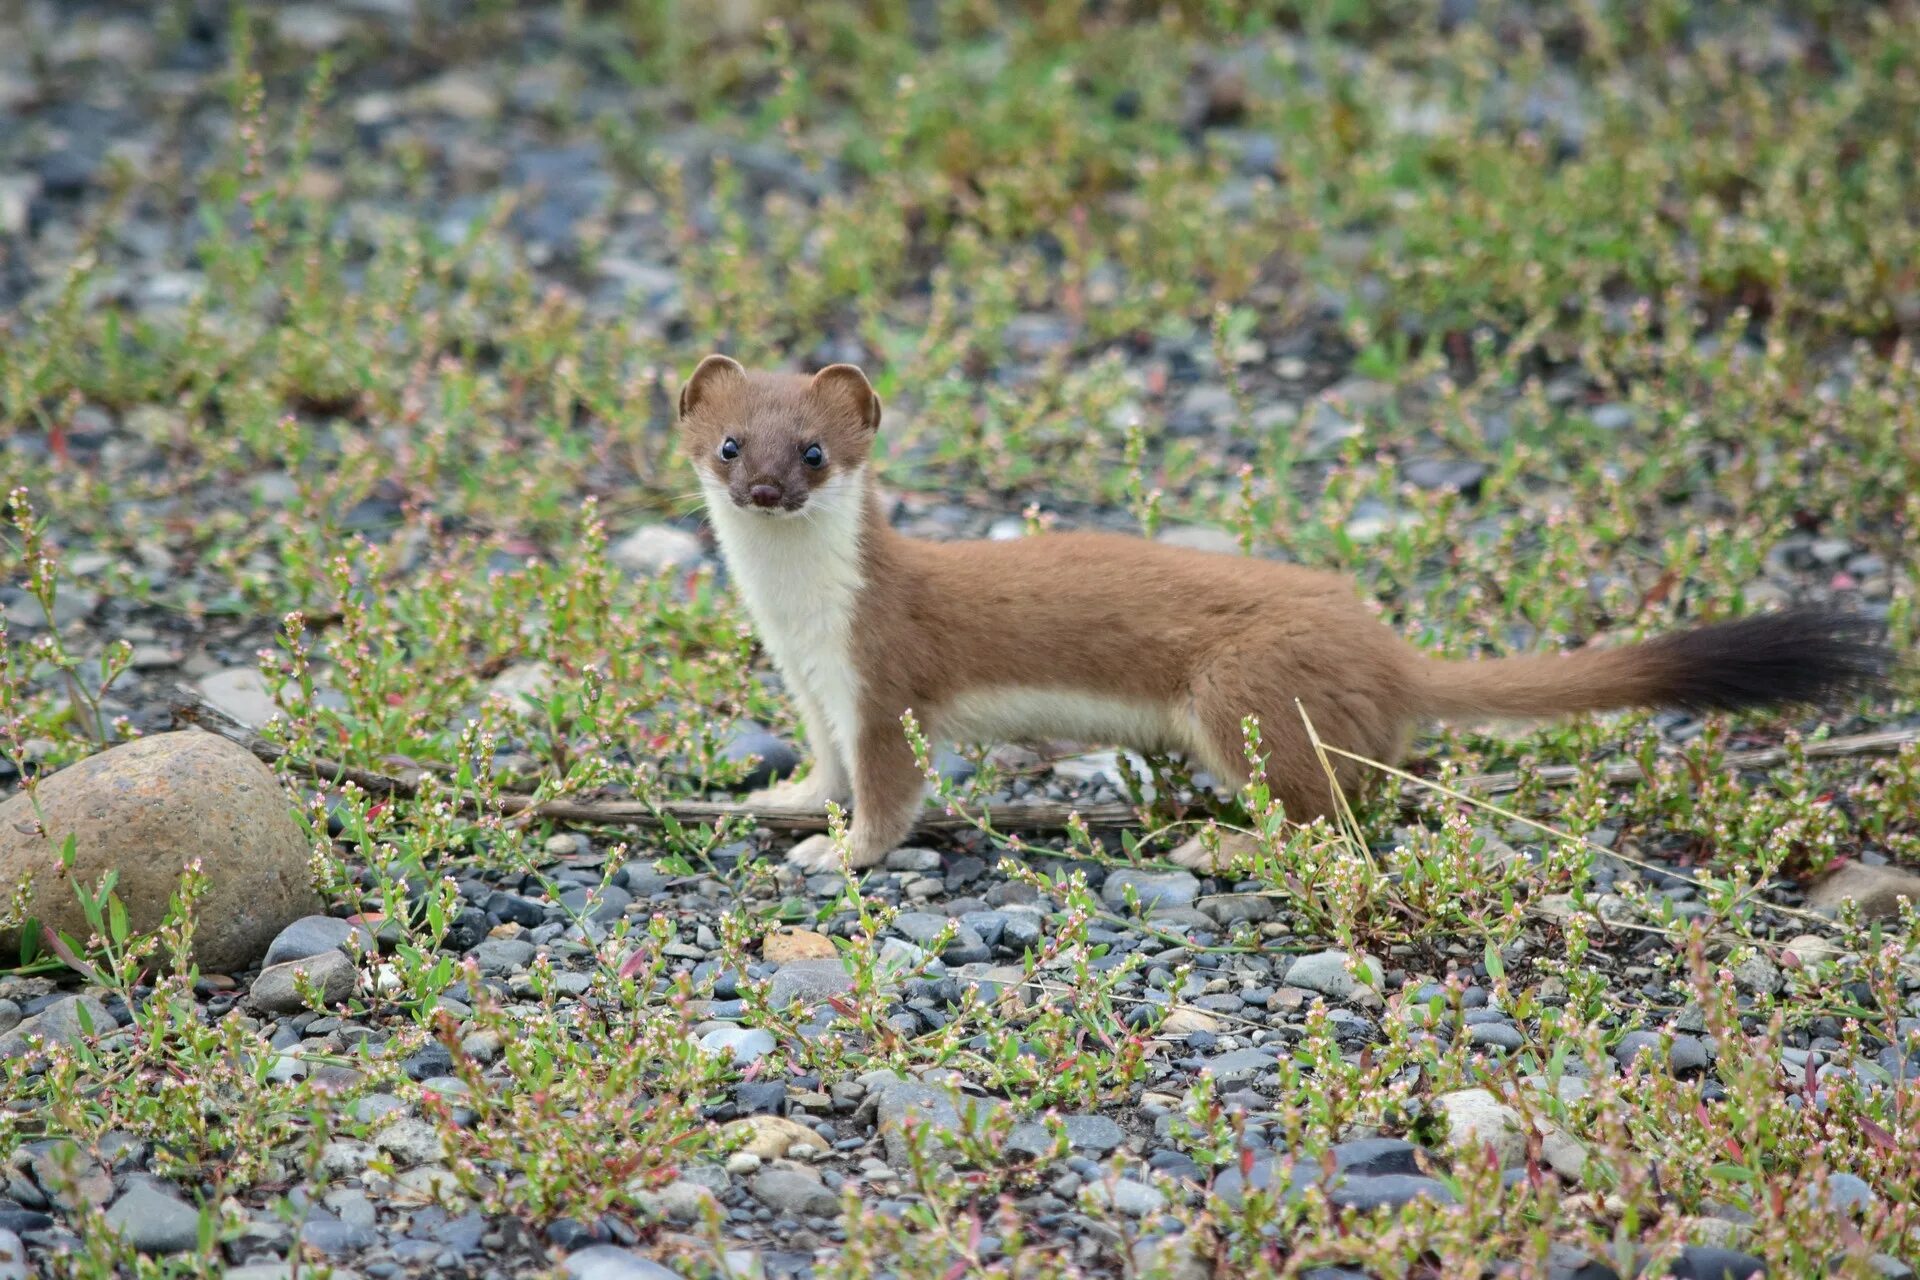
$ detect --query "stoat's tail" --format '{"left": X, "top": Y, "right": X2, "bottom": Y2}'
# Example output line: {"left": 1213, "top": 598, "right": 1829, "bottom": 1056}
{"left": 1411, "top": 609, "right": 1891, "bottom": 720}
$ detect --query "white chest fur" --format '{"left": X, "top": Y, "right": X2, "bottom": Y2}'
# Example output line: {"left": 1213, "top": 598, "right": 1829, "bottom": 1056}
{"left": 704, "top": 475, "right": 868, "bottom": 762}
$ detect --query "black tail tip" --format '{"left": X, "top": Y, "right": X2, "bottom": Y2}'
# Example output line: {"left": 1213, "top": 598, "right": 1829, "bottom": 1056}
{"left": 1645, "top": 608, "right": 1894, "bottom": 714}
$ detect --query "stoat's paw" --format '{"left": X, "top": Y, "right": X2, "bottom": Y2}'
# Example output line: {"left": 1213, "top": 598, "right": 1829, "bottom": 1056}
{"left": 1168, "top": 831, "right": 1260, "bottom": 873}
{"left": 785, "top": 834, "right": 845, "bottom": 873}
{"left": 786, "top": 833, "right": 888, "bottom": 873}
{"left": 746, "top": 776, "right": 837, "bottom": 810}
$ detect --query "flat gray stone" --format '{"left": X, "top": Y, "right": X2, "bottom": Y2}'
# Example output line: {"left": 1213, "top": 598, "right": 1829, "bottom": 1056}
{"left": 765, "top": 959, "right": 854, "bottom": 1011}
{"left": 1201, "top": 1048, "right": 1276, "bottom": 1087}
{"left": 0, "top": 994, "right": 113, "bottom": 1059}
{"left": 251, "top": 949, "right": 357, "bottom": 1014}
{"left": 699, "top": 1026, "right": 776, "bottom": 1066}
{"left": 873, "top": 1080, "right": 967, "bottom": 1166}
{"left": 263, "top": 915, "right": 373, "bottom": 967}
{"left": 1282, "top": 950, "right": 1383, "bottom": 1002}
{"left": 750, "top": 1165, "right": 839, "bottom": 1218}
{"left": 562, "top": 1245, "right": 682, "bottom": 1279}
{"left": 0, "top": 1228, "right": 25, "bottom": 1280}
{"left": 1100, "top": 869, "right": 1199, "bottom": 913}
{"left": 470, "top": 938, "right": 536, "bottom": 974}
{"left": 104, "top": 1179, "right": 201, "bottom": 1254}
{"left": 1007, "top": 1114, "right": 1126, "bottom": 1158}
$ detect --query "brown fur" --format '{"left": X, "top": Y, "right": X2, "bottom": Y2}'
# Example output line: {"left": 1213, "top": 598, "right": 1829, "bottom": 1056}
{"left": 678, "top": 357, "right": 1891, "bottom": 872}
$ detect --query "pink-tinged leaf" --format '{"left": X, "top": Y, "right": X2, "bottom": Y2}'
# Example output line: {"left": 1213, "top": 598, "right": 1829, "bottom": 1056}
{"left": 1859, "top": 1119, "right": 1896, "bottom": 1152}
{"left": 618, "top": 948, "right": 650, "bottom": 980}
{"left": 38, "top": 925, "right": 98, "bottom": 982}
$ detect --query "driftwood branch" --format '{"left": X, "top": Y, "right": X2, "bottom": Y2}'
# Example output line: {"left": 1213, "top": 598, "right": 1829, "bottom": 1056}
{"left": 169, "top": 686, "right": 1919, "bottom": 838}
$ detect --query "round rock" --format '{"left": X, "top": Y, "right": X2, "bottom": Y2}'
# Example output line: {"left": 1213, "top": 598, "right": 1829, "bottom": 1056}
{"left": 1283, "top": 950, "right": 1384, "bottom": 1002}
{"left": 104, "top": 1178, "right": 202, "bottom": 1254}
{"left": 0, "top": 732, "right": 320, "bottom": 973}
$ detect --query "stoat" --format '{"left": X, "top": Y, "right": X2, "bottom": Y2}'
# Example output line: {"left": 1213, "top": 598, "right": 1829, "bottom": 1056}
{"left": 678, "top": 355, "right": 1891, "bottom": 873}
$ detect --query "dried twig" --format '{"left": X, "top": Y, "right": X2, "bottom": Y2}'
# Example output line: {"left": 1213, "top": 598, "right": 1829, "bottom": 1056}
{"left": 169, "top": 685, "right": 1917, "bottom": 837}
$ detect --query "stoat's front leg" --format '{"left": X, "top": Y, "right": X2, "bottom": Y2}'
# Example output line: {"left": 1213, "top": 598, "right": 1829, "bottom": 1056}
{"left": 745, "top": 686, "right": 852, "bottom": 809}
{"left": 786, "top": 715, "right": 925, "bottom": 873}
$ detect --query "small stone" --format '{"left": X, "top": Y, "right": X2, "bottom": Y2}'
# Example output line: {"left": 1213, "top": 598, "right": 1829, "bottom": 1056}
{"left": 1282, "top": 950, "right": 1384, "bottom": 1002}
{"left": 1007, "top": 1114, "right": 1125, "bottom": 1158}
{"left": 0, "top": 1229, "right": 24, "bottom": 1280}
{"left": 750, "top": 1165, "right": 839, "bottom": 1218}
{"left": 1082, "top": 1179, "right": 1165, "bottom": 1215}
{"left": 610, "top": 525, "right": 703, "bottom": 576}
{"left": 562, "top": 1245, "right": 681, "bottom": 1280}
{"left": 1319, "top": 1139, "right": 1421, "bottom": 1177}
{"left": 251, "top": 950, "right": 357, "bottom": 1014}
{"left": 1101, "top": 868, "right": 1200, "bottom": 914}
{"left": 1435, "top": 1089, "right": 1527, "bottom": 1168}
{"left": 1783, "top": 934, "right": 1844, "bottom": 965}
{"left": 1810, "top": 1172, "right": 1875, "bottom": 1215}
{"left": 637, "top": 1179, "right": 716, "bottom": 1223}
{"left": 1668, "top": 1246, "right": 1766, "bottom": 1278}
{"left": 723, "top": 1115, "right": 822, "bottom": 1161}
{"left": 1402, "top": 457, "right": 1488, "bottom": 495}
{"left": 373, "top": 1118, "right": 446, "bottom": 1167}
{"left": 1201, "top": 1048, "right": 1276, "bottom": 1086}
{"left": 1614, "top": 1031, "right": 1710, "bottom": 1075}
{"left": 263, "top": 915, "right": 373, "bottom": 967}
{"left": 1198, "top": 893, "right": 1274, "bottom": 925}
{"left": 1731, "top": 953, "right": 1782, "bottom": 997}
{"left": 1467, "top": 1022, "right": 1524, "bottom": 1051}
{"left": 196, "top": 668, "right": 283, "bottom": 727}
{"left": 884, "top": 848, "right": 943, "bottom": 873}
{"left": 317, "top": 1139, "right": 375, "bottom": 1180}
{"left": 873, "top": 1080, "right": 968, "bottom": 1166}
{"left": 104, "top": 1179, "right": 201, "bottom": 1254}
{"left": 1159, "top": 1007, "right": 1220, "bottom": 1036}
{"left": 765, "top": 959, "right": 854, "bottom": 1011}
{"left": 1002, "top": 313, "right": 1075, "bottom": 359}
{"left": 1589, "top": 403, "right": 1635, "bottom": 431}
{"left": 763, "top": 927, "right": 837, "bottom": 963}
{"left": 0, "top": 994, "right": 114, "bottom": 1059}
{"left": 1328, "top": 1174, "right": 1456, "bottom": 1210}
{"left": 0, "top": 732, "right": 323, "bottom": 973}
{"left": 720, "top": 726, "right": 800, "bottom": 789}
{"left": 272, "top": 4, "right": 354, "bottom": 49}
{"left": 1807, "top": 862, "right": 1920, "bottom": 920}
{"left": 486, "top": 663, "right": 555, "bottom": 711}
{"left": 470, "top": 938, "right": 536, "bottom": 974}
{"left": 412, "top": 70, "right": 501, "bottom": 120}
{"left": 698, "top": 1026, "right": 776, "bottom": 1067}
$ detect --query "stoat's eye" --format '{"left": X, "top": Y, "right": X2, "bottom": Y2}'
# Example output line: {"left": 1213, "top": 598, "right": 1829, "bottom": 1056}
{"left": 718, "top": 437, "right": 740, "bottom": 462}
{"left": 801, "top": 443, "right": 825, "bottom": 469}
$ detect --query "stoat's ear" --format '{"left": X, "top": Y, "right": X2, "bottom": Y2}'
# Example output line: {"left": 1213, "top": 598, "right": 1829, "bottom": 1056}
{"left": 679, "top": 354, "right": 746, "bottom": 419}
{"left": 810, "top": 363, "right": 882, "bottom": 434}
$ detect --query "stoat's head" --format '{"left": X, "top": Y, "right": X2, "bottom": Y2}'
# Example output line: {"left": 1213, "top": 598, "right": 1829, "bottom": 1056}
{"left": 676, "top": 354, "right": 880, "bottom": 519}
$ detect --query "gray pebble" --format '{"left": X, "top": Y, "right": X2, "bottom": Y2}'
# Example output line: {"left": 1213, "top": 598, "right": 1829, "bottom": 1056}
{"left": 470, "top": 938, "right": 537, "bottom": 973}
{"left": 766, "top": 959, "right": 855, "bottom": 1011}
{"left": 1283, "top": 950, "right": 1383, "bottom": 1002}
{"left": 251, "top": 950, "right": 357, "bottom": 1014}
{"left": 750, "top": 1166, "right": 839, "bottom": 1218}
{"left": 699, "top": 1026, "right": 776, "bottom": 1067}
{"left": 103, "top": 1178, "right": 201, "bottom": 1254}
{"left": 262, "top": 915, "right": 373, "bottom": 968}
{"left": 562, "top": 1245, "right": 682, "bottom": 1280}
{"left": 1101, "top": 869, "right": 1200, "bottom": 913}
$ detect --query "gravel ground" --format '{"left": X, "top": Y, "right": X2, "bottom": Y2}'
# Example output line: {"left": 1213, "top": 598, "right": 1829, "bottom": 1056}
{"left": 3, "top": 3, "right": 1918, "bottom": 1279}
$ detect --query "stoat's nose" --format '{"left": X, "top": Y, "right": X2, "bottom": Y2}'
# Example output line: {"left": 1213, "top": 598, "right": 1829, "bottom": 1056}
{"left": 748, "top": 482, "right": 784, "bottom": 508}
